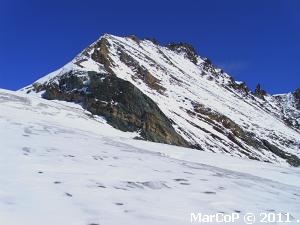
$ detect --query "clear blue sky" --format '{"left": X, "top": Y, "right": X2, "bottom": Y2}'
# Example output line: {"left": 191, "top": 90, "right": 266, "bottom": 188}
{"left": 0, "top": 0, "right": 299, "bottom": 94}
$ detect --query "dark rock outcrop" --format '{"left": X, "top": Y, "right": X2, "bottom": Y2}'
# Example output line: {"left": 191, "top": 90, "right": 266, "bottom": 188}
{"left": 254, "top": 84, "right": 267, "bottom": 99}
{"left": 145, "top": 37, "right": 159, "bottom": 45}
{"left": 90, "top": 38, "right": 115, "bottom": 74}
{"left": 128, "top": 35, "right": 141, "bottom": 44}
{"left": 228, "top": 79, "right": 250, "bottom": 95}
{"left": 167, "top": 42, "right": 198, "bottom": 64}
{"left": 118, "top": 48, "right": 166, "bottom": 94}
{"left": 202, "top": 58, "right": 220, "bottom": 77}
{"left": 193, "top": 103, "right": 261, "bottom": 151}
{"left": 33, "top": 71, "right": 188, "bottom": 147}
{"left": 192, "top": 102, "right": 300, "bottom": 165}
{"left": 262, "top": 140, "right": 300, "bottom": 167}
{"left": 293, "top": 88, "right": 300, "bottom": 110}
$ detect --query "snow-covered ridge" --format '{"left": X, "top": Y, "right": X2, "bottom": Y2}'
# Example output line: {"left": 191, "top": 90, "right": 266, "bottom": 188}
{"left": 274, "top": 91, "right": 300, "bottom": 126}
{"left": 20, "top": 34, "right": 300, "bottom": 166}
{"left": 1, "top": 88, "right": 300, "bottom": 225}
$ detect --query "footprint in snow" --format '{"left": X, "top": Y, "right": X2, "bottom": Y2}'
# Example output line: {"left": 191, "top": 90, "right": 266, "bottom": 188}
{"left": 141, "top": 181, "right": 170, "bottom": 189}
{"left": 92, "top": 156, "right": 103, "bottom": 160}
{"left": 281, "top": 171, "right": 289, "bottom": 174}
{"left": 65, "top": 193, "right": 72, "bottom": 197}
{"left": 22, "top": 147, "right": 31, "bottom": 155}
{"left": 174, "top": 178, "right": 188, "bottom": 182}
{"left": 200, "top": 178, "right": 208, "bottom": 181}
{"left": 24, "top": 127, "right": 38, "bottom": 136}
{"left": 213, "top": 172, "right": 224, "bottom": 177}
{"left": 126, "top": 181, "right": 169, "bottom": 190}
{"left": 114, "top": 186, "right": 128, "bottom": 191}
{"left": 115, "top": 202, "right": 124, "bottom": 206}
{"left": 203, "top": 191, "right": 216, "bottom": 195}
{"left": 63, "top": 154, "right": 75, "bottom": 158}
{"left": 180, "top": 182, "right": 190, "bottom": 185}
{"left": 23, "top": 127, "right": 32, "bottom": 135}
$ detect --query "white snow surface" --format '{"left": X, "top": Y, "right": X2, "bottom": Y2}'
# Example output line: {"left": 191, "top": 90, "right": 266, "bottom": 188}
{"left": 1, "top": 89, "right": 300, "bottom": 225}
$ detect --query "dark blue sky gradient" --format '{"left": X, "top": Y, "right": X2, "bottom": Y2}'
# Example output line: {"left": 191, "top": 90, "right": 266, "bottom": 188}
{"left": 0, "top": 0, "right": 299, "bottom": 93}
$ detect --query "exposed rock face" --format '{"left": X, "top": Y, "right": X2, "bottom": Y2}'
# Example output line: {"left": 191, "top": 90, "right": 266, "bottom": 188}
{"left": 118, "top": 48, "right": 166, "bottom": 93}
{"left": 254, "top": 84, "right": 267, "bottom": 99}
{"left": 22, "top": 34, "right": 300, "bottom": 167}
{"left": 228, "top": 79, "right": 250, "bottom": 95}
{"left": 201, "top": 58, "right": 221, "bottom": 78}
{"left": 90, "top": 38, "right": 115, "bottom": 74}
{"left": 145, "top": 37, "right": 159, "bottom": 45}
{"left": 192, "top": 103, "right": 300, "bottom": 166}
{"left": 294, "top": 88, "right": 300, "bottom": 110}
{"left": 262, "top": 140, "right": 300, "bottom": 167}
{"left": 273, "top": 88, "right": 300, "bottom": 131}
{"left": 32, "top": 71, "right": 188, "bottom": 147}
{"left": 167, "top": 42, "right": 198, "bottom": 64}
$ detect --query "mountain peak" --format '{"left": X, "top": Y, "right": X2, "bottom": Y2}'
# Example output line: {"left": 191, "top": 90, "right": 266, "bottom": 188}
{"left": 21, "top": 33, "right": 300, "bottom": 166}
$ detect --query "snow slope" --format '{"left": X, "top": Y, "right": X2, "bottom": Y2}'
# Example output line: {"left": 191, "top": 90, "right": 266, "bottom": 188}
{"left": 274, "top": 92, "right": 300, "bottom": 126}
{"left": 1, "top": 89, "right": 300, "bottom": 225}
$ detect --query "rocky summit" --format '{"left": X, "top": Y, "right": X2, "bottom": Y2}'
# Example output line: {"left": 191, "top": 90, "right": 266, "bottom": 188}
{"left": 21, "top": 34, "right": 300, "bottom": 166}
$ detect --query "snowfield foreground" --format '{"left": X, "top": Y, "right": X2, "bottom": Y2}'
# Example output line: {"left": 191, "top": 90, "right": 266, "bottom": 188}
{"left": 0, "top": 89, "right": 300, "bottom": 225}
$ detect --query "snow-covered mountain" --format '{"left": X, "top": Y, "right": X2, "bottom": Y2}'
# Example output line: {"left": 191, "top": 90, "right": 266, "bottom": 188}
{"left": 1, "top": 89, "right": 300, "bottom": 225}
{"left": 274, "top": 89, "right": 300, "bottom": 128}
{"left": 20, "top": 34, "right": 300, "bottom": 166}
